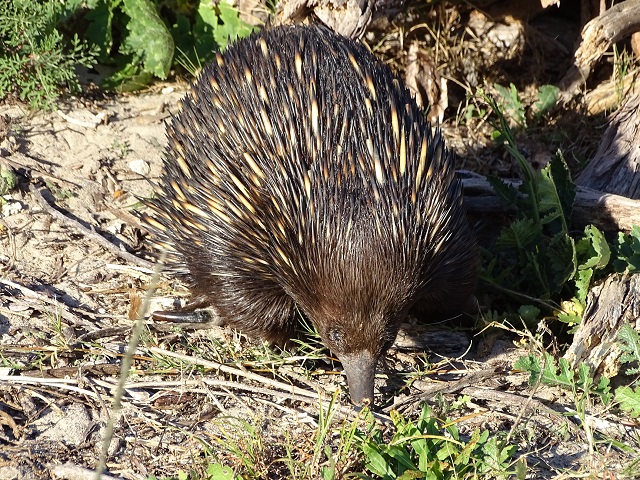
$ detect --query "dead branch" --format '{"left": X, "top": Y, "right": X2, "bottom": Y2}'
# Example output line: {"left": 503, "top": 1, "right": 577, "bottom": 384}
{"left": 29, "top": 184, "right": 154, "bottom": 270}
{"left": 559, "top": 0, "right": 640, "bottom": 104}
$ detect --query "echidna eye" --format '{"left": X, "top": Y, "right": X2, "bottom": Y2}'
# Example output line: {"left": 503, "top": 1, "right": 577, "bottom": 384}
{"left": 328, "top": 329, "right": 343, "bottom": 346}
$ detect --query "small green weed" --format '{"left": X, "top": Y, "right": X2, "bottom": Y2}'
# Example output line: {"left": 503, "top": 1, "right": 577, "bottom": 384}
{"left": 612, "top": 44, "right": 633, "bottom": 106}
{"left": 147, "top": 463, "right": 234, "bottom": 480}
{"left": 492, "top": 83, "right": 559, "bottom": 129}
{"left": 361, "top": 405, "right": 520, "bottom": 479}
{"left": 615, "top": 325, "right": 640, "bottom": 418}
{"left": 0, "top": 0, "right": 98, "bottom": 110}
{"left": 463, "top": 83, "right": 559, "bottom": 129}
{"left": 515, "top": 353, "right": 612, "bottom": 404}
{"left": 0, "top": 166, "right": 18, "bottom": 196}
{"left": 0, "top": 0, "right": 256, "bottom": 103}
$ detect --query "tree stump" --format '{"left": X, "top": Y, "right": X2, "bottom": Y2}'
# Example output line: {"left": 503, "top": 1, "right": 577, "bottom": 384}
{"left": 564, "top": 275, "right": 640, "bottom": 376}
{"left": 564, "top": 90, "right": 640, "bottom": 375}
{"left": 576, "top": 91, "right": 640, "bottom": 199}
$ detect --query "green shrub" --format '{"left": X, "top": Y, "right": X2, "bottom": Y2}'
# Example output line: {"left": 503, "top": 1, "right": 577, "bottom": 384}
{"left": 0, "top": 0, "right": 98, "bottom": 110}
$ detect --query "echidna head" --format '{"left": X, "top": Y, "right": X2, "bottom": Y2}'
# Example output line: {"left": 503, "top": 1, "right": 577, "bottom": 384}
{"left": 292, "top": 232, "right": 418, "bottom": 405}
{"left": 312, "top": 305, "right": 403, "bottom": 406}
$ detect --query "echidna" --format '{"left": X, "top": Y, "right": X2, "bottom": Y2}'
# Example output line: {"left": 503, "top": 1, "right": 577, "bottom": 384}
{"left": 143, "top": 25, "right": 478, "bottom": 405}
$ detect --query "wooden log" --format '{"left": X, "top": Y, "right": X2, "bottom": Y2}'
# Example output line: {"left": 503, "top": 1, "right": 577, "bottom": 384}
{"left": 461, "top": 173, "right": 640, "bottom": 232}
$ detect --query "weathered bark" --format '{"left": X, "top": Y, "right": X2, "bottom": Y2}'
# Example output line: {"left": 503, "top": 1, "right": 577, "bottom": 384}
{"left": 577, "top": 91, "right": 640, "bottom": 199}
{"left": 274, "top": 0, "right": 407, "bottom": 38}
{"left": 564, "top": 275, "right": 640, "bottom": 376}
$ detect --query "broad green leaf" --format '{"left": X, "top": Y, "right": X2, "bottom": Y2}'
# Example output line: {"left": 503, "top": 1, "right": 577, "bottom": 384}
{"left": 215, "top": 0, "right": 254, "bottom": 49}
{"left": 122, "top": 0, "right": 174, "bottom": 79}
{"left": 616, "top": 386, "right": 640, "bottom": 418}
{"left": 85, "top": 0, "right": 115, "bottom": 60}
{"left": 363, "top": 442, "right": 395, "bottom": 478}
{"left": 206, "top": 463, "right": 235, "bottom": 480}
{"left": 518, "top": 305, "right": 540, "bottom": 324}
{"left": 533, "top": 84, "right": 559, "bottom": 118}
{"left": 538, "top": 153, "right": 575, "bottom": 235}
{"left": 577, "top": 225, "right": 610, "bottom": 270}
{"left": 496, "top": 218, "right": 539, "bottom": 250}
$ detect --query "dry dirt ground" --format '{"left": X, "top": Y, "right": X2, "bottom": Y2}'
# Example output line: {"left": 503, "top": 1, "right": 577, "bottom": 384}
{"left": 0, "top": 9, "right": 638, "bottom": 476}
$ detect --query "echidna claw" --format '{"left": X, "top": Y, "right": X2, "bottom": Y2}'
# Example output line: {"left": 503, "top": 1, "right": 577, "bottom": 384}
{"left": 152, "top": 308, "right": 221, "bottom": 325}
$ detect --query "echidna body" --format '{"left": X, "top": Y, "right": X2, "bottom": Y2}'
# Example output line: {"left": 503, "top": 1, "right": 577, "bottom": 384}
{"left": 144, "top": 25, "right": 478, "bottom": 405}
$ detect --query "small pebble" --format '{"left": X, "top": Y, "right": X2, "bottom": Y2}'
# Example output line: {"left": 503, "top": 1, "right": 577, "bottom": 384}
{"left": 1, "top": 199, "right": 23, "bottom": 217}
{"left": 129, "top": 159, "right": 151, "bottom": 176}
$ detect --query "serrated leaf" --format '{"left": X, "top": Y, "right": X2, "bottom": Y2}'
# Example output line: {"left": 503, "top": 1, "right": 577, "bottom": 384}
{"left": 514, "top": 355, "right": 542, "bottom": 385}
{"left": 496, "top": 218, "right": 539, "bottom": 250}
{"left": 122, "top": 0, "right": 174, "bottom": 79}
{"left": 488, "top": 175, "right": 520, "bottom": 207}
{"left": 533, "top": 84, "right": 559, "bottom": 118}
{"left": 538, "top": 153, "right": 575, "bottom": 235}
{"left": 618, "top": 324, "right": 640, "bottom": 375}
{"left": 574, "top": 267, "right": 593, "bottom": 305}
{"left": 615, "top": 386, "right": 640, "bottom": 418}
{"left": 577, "top": 225, "right": 610, "bottom": 270}
{"left": 481, "top": 436, "right": 517, "bottom": 472}
{"left": 544, "top": 234, "right": 576, "bottom": 293}
{"left": 597, "top": 376, "right": 612, "bottom": 404}
{"left": 614, "top": 228, "right": 640, "bottom": 273}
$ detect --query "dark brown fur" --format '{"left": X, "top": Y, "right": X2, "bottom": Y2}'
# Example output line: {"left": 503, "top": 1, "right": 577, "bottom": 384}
{"left": 143, "top": 25, "right": 478, "bottom": 405}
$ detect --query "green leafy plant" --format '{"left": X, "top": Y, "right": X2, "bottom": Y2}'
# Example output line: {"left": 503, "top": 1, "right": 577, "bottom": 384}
{"left": 482, "top": 93, "right": 577, "bottom": 304}
{"left": 77, "top": 0, "right": 255, "bottom": 91}
{"left": 361, "top": 405, "right": 519, "bottom": 479}
{"left": 148, "top": 463, "right": 235, "bottom": 480}
{"left": 615, "top": 325, "right": 640, "bottom": 419}
{"left": 1, "top": 0, "right": 256, "bottom": 99}
{"left": 612, "top": 226, "right": 640, "bottom": 273}
{"left": 0, "top": 0, "right": 98, "bottom": 110}
{"left": 480, "top": 92, "right": 640, "bottom": 326}
{"left": 493, "top": 83, "right": 559, "bottom": 128}
{"left": 515, "top": 353, "right": 612, "bottom": 404}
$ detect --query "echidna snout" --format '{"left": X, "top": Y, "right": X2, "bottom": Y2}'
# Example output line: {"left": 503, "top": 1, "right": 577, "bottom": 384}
{"left": 143, "top": 25, "right": 478, "bottom": 406}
